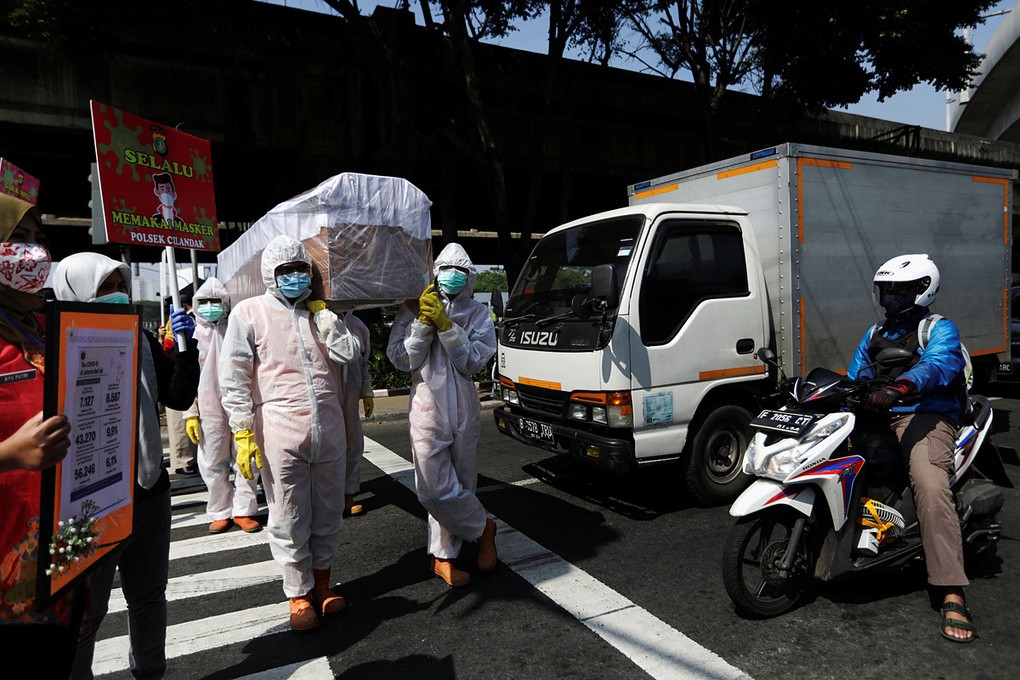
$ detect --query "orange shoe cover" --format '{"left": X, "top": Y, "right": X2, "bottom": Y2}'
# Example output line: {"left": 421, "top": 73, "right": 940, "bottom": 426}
{"left": 430, "top": 556, "right": 471, "bottom": 587}
{"left": 344, "top": 494, "right": 365, "bottom": 517}
{"left": 476, "top": 519, "right": 498, "bottom": 573}
{"left": 233, "top": 516, "right": 262, "bottom": 533}
{"left": 311, "top": 569, "right": 347, "bottom": 616}
{"left": 289, "top": 596, "right": 319, "bottom": 632}
{"left": 208, "top": 519, "right": 231, "bottom": 534}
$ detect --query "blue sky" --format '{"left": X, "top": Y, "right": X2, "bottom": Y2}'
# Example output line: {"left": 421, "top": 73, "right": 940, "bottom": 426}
{"left": 265, "top": 0, "right": 1015, "bottom": 132}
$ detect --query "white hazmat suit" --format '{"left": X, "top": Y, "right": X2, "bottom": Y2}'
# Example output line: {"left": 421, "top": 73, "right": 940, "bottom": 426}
{"left": 184, "top": 277, "right": 260, "bottom": 524}
{"left": 386, "top": 243, "right": 497, "bottom": 559}
{"left": 219, "top": 236, "right": 360, "bottom": 599}
{"left": 340, "top": 312, "right": 373, "bottom": 498}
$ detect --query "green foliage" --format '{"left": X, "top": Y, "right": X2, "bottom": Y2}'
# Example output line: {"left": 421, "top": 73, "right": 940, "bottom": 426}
{"left": 628, "top": 0, "right": 997, "bottom": 116}
{"left": 474, "top": 268, "right": 509, "bottom": 293}
{"left": 8, "top": 0, "right": 100, "bottom": 53}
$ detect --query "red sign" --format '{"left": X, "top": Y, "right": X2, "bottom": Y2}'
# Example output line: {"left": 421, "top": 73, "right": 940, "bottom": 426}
{"left": 0, "top": 158, "right": 40, "bottom": 204}
{"left": 90, "top": 101, "right": 219, "bottom": 251}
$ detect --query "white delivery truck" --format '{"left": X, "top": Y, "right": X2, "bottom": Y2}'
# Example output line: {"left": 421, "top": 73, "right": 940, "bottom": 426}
{"left": 492, "top": 143, "right": 1015, "bottom": 504}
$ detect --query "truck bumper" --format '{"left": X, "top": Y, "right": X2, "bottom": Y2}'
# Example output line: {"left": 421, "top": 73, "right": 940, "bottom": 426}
{"left": 492, "top": 406, "right": 634, "bottom": 475}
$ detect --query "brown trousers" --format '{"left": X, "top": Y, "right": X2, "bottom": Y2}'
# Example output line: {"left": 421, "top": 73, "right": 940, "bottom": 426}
{"left": 889, "top": 412, "right": 968, "bottom": 587}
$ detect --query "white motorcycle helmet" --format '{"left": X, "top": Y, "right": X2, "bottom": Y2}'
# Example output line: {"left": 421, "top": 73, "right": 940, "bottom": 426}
{"left": 873, "top": 253, "right": 940, "bottom": 317}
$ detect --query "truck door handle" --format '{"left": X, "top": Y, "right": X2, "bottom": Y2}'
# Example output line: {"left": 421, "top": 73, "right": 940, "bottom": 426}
{"left": 736, "top": 339, "right": 755, "bottom": 354}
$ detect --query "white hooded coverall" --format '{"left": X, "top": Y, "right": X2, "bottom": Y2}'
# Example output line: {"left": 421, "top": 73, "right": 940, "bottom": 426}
{"left": 340, "top": 313, "right": 373, "bottom": 496}
{"left": 219, "top": 236, "right": 360, "bottom": 598}
{"left": 386, "top": 243, "right": 497, "bottom": 559}
{"left": 184, "top": 277, "right": 259, "bottom": 522}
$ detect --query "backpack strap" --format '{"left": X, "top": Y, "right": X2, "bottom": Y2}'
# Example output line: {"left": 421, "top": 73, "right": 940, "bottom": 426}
{"left": 917, "top": 314, "right": 943, "bottom": 351}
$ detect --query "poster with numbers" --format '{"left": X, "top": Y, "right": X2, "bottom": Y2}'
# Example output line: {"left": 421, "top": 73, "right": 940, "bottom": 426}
{"left": 37, "top": 301, "right": 140, "bottom": 608}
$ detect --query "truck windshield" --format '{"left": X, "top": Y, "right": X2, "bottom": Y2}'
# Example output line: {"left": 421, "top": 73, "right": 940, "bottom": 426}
{"left": 507, "top": 215, "right": 643, "bottom": 319}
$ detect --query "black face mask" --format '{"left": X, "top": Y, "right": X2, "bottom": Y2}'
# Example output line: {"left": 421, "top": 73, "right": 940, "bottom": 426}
{"left": 879, "top": 289, "right": 915, "bottom": 318}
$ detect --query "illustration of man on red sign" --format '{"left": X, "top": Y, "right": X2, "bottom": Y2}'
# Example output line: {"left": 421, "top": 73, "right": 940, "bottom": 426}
{"left": 152, "top": 173, "right": 181, "bottom": 226}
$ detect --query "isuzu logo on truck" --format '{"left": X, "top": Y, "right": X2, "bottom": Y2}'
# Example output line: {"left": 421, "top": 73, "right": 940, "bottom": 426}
{"left": 519, "top": 330, "right": 559, "bottom": 347}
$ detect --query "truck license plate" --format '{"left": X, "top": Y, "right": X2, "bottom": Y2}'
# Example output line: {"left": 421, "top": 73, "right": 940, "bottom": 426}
{"left": 751, "top": 409, "right": 815, "bottom": 436}
{"left": 520, "top": 418, "right": 554, "bottom": 442}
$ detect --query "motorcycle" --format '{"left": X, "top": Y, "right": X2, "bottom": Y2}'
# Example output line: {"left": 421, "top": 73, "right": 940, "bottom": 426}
{"left": 721, "top": 347, "right": 1013, "bottom": 618}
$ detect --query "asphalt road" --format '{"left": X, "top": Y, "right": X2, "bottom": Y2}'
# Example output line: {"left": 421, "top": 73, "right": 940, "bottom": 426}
{"left": 95, "top": 388, "right": 1020, "bottom": 679}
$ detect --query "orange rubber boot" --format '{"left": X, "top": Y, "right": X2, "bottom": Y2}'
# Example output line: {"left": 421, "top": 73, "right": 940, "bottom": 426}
{"left": 311, "top": 569, "right": 347, "bottom": 616}
{"left": 289, "top": 595, "right": 319, "bottom": 632}
{"left": 430, "top": 556, "right": 471, "bottom": 587}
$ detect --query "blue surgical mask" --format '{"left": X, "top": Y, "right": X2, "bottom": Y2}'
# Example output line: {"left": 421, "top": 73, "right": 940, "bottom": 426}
{"left": 276, "top": 272, "right": 312, "bottom": 299}
{"left": 92, "top": 292, "right": 130, "bottom": 305}
{"left": 196, "top": 303, "right": 224, "bottom": 322}
{"left": 437, "top": 269, "right": 468, "bottom": 295}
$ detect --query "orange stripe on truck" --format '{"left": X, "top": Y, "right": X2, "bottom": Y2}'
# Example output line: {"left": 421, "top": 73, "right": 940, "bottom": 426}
{"left": 699, "top": 365, "right": 766, "bottom": 381}
{"left": 716, "top": 159, "right": 777, "bottom": 180}
{"left": 518, "top": 376, "right": 562, "bottom": 391}
{"left": 635, "top": 183, "right": 679, "bottom": 200}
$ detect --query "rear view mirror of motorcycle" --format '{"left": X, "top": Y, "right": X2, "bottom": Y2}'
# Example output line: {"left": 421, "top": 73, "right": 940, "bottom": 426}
{"left": 755, "top": 347, "right": 776, "bottom": 364}
{"left": 874, "top": 346, "right": 915, "bottom": 369}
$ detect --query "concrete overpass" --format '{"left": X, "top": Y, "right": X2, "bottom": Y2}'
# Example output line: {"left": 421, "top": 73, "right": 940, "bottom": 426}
{"left": 953, "top": 3, "right": 1020, "bottom": 142}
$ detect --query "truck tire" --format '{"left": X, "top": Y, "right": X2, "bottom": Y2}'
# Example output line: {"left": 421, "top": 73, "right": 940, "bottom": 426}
{"left": 684, "top": 404, "right": 753, "bottom": 505}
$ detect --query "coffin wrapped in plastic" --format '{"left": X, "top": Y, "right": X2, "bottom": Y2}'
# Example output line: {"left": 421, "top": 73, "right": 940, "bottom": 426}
{"left": 217, "top": 173, "right": 433, "bottom": 309}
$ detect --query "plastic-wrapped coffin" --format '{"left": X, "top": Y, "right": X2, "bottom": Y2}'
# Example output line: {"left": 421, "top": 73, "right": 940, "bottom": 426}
{"left": 217, "top": 173, "right": 433, "bottom": 310}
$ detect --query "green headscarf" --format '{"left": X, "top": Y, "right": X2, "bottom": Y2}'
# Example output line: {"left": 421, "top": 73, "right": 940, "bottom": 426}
{"left": 0, "top": 194, "right": 45, "bottom": 345}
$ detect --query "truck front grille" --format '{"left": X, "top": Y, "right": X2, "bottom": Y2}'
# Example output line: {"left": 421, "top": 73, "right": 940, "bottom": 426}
{"left": 517, "top": 385, "right": 567, "bottom": 417}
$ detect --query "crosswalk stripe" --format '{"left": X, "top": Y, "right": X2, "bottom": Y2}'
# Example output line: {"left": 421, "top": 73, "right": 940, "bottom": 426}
{"left": 92, "top": 603, "right": 291, "bottom": 676}
{"left": 362, "top": 438, "right": 753, "bottom": 680}
{"left": 170, "top": 528, "right": 269, "bottom": 561}
{"left": 108, "top": 561, "right": 280, "bottom": 614}
{"left": 238, "top": 658, "right": 335, "bottom": 679}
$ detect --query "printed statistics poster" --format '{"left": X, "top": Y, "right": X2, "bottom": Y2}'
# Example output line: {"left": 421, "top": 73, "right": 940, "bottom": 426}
{"left": 90, "top": 100, "right": 219, "bottom": 251}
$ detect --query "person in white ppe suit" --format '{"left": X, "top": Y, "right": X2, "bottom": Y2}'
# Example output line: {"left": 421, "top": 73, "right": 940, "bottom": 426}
{"left": 219, "top": 235, "right": 361, "bottom": 632}
{"left": 183, "top": 277, "right": 262, "bottom": 534}
{"left": 54, "top": 253, "right": 199, "bottom": 680}
{"left": 386, "top": 243, "right": 498, "bottom": 587}
{"left": 339, "top": 311, "right": 374, "bottom": 517}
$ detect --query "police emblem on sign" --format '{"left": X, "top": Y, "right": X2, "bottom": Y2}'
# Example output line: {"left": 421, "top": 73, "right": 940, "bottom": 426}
{"left": 151, "top": 126, "right": 168, "bottom": 156}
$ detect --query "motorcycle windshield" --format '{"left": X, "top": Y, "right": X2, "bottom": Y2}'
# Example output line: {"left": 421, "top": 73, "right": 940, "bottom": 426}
{"left": 798, "top": 367, "right": 853, "bottom": 403}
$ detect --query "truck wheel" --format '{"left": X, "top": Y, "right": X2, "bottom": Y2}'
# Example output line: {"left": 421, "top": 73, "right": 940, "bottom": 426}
{"left": 684, "top": 404, "right": 753, "bottom": 505}
{"left": 722, "top": 509, "right": 814, "bottom": 618}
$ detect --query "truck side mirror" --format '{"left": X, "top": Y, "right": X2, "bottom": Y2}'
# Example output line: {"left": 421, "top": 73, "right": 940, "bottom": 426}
{"left": 490, "top": 286, "right": 505, "bottom": 319}
{"left": 591, "top": 264, "right": 618, "bottom": 309}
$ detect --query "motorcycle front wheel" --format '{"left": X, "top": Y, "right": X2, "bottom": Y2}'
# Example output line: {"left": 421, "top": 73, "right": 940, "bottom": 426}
{"left": 722, "top": 508, "right": 814, "bottom": 618}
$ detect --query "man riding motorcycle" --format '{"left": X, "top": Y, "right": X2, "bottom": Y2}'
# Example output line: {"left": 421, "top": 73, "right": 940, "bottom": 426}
{"left": 847, "top": 253, "right": 974, "bottom": 643}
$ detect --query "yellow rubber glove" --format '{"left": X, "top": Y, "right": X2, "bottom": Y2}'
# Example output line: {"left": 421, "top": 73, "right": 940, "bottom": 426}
{"left": 418, "top": 284, "right": 436, "bottom": 325}
{"left": 363, "top": 396, "right": 374, "bottom": 418}
{"left": 234, "top": 429, "right": 262, "bottom": 480}
{"left": 305, "top": 299, "right": 328, "bottom": 314}
{"left": 185, "top": 416, "right": 201, "bottom": 445}
{"left": 422, "top": 297, "right": 453, "bottom": 331}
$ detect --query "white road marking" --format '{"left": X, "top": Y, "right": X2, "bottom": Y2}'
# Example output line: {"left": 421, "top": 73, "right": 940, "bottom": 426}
{"left": 238, "top": 658, "right": 335, "bottom": 679}
{"left": 108, "top": 561, "right": 280, "bottom": 614}
{"left": 169, "top": 527, "right": 269, "bottom": 561}
{"left": 362, "top": 438, "right": 753, "bottom": 680}
{"left": 92, "top": 603, "right": 291, "bottom": 677}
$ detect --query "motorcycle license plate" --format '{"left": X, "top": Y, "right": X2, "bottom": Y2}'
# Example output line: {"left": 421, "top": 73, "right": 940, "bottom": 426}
{"left": 751, "top": 409, "right": 815, "bottom": 436}
{"left": 520, "top": 418, "right": 554, "bottom": 442}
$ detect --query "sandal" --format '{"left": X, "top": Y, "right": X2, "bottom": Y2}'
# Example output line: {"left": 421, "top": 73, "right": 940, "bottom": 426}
{"left": 940, "top": 601, "right": 977, "bottom": 643}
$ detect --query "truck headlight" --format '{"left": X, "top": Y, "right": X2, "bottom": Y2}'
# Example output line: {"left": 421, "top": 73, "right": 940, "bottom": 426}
{"left": 499, "top": 376, "right": 519, "bottom": 405}
{"left": 568, "top": 391, "right": 632, "bottom": 428}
